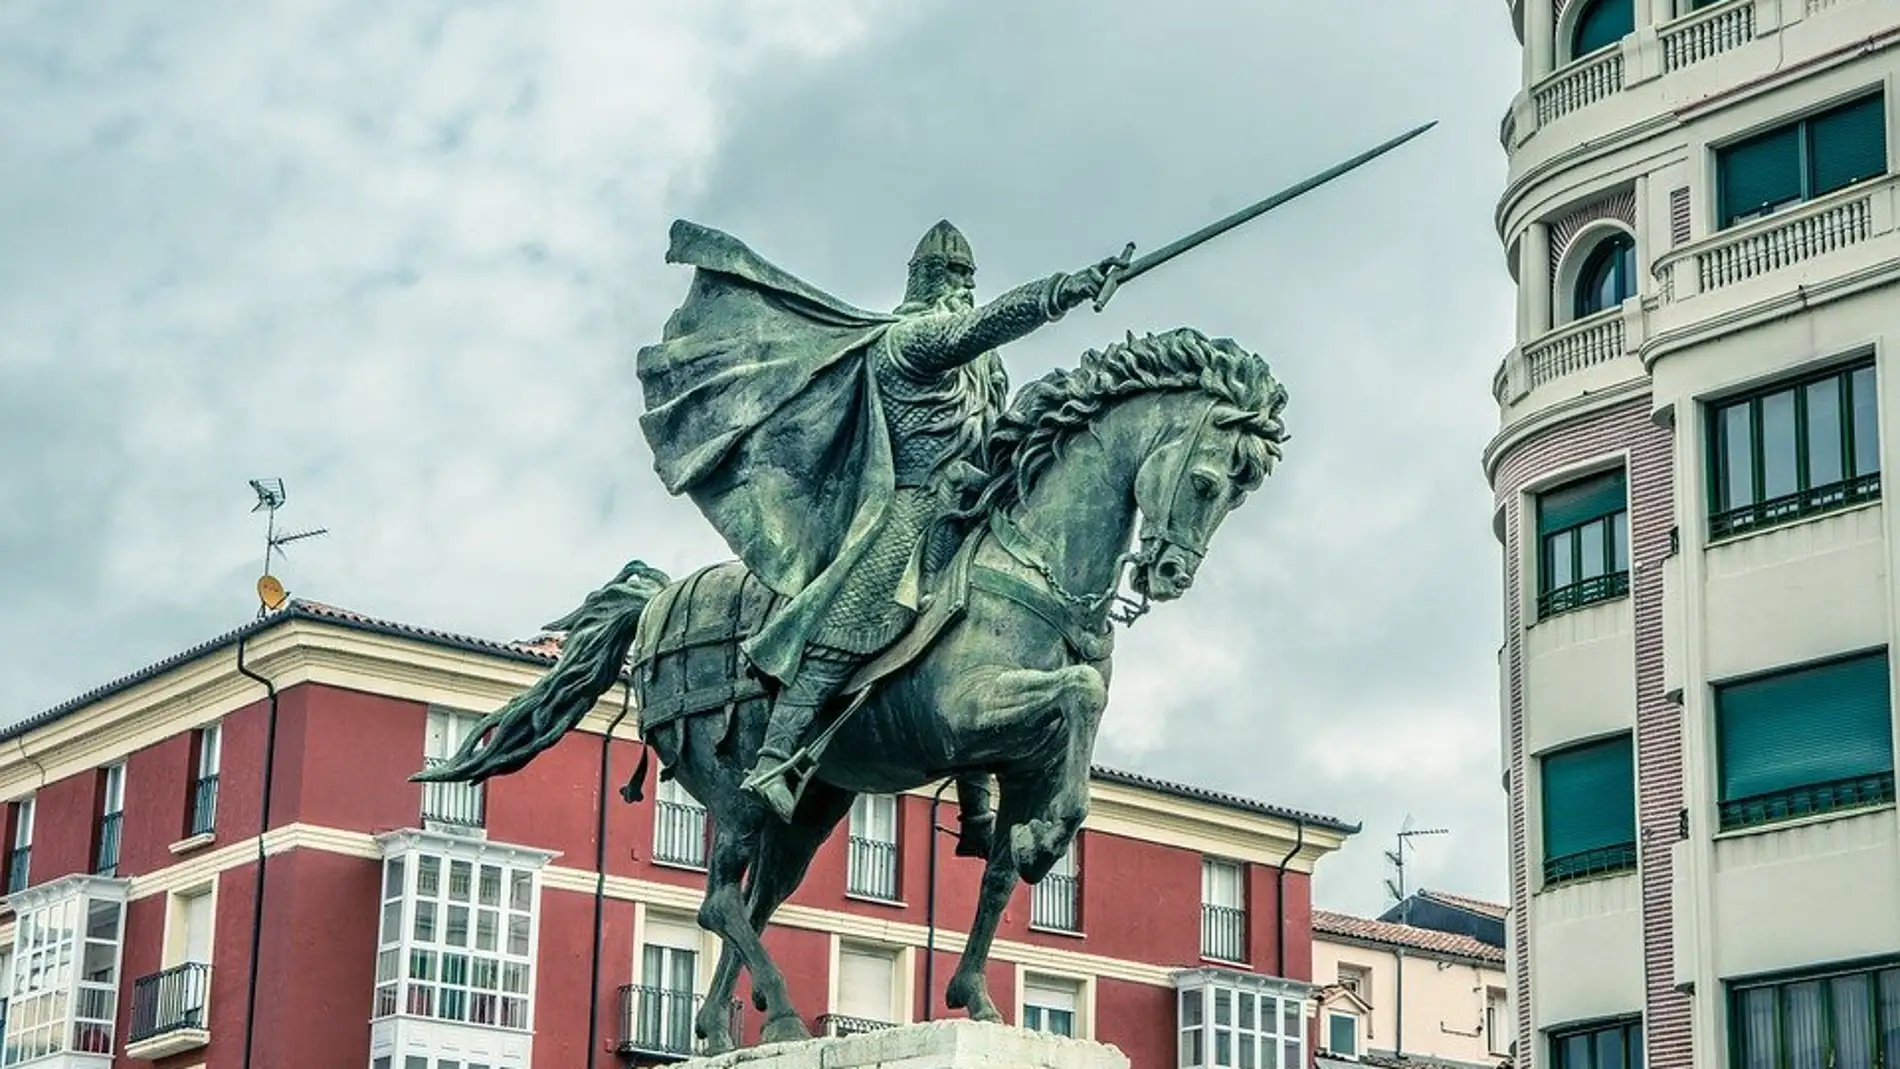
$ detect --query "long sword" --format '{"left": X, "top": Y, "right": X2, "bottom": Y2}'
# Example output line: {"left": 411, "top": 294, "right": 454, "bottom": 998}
{"left": 1091, "top": 120, "right": 1437, "bottom": 311}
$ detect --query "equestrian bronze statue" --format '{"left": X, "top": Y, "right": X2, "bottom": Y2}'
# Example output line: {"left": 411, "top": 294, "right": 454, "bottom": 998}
{"left": 417, "top": 123, "right": 1432, "bottom": 1051}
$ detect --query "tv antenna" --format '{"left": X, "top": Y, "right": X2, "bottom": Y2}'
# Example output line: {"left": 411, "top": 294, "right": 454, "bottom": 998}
{"left": 1383, "top": 815, "right": 1449, "bottom": 925}
{"left": 249, "top": 478, "right": 327, "bottom": 616}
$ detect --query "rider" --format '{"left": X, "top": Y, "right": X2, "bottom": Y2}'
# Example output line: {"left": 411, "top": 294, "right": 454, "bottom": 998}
{"left": 739, "top": 221, "right": 1119, "bottom": 832}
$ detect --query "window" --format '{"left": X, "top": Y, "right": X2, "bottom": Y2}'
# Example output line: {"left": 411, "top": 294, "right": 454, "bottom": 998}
{"left": 1177, "top": 973, "right": 1307, "bottom": 1069}
{"left": 1732, "top": 960, "right": 1900, "bottom": 1069}
{"left": 189, "top": 724, "right": 221, "bottom": 837}
{"left": 131, "top": 889, "right": 213, "bottom": 1044}
{"left": 1337, "top": 964, "right": 1370, "bottom": 1001}
{"left": 96, "top": 764, "right": 125, "bottom": 876}
{"left": 652, "top": 777, "right": 708, "bottom": 869}
{"left": 1023, "top": 975, "right": 1081, "bottom": 1038}
{"left": 1536, "top": 469, "right": 1629, "bottom": 617}
{"left": 845, "top": 795, "right": 899, "bottom": 901}
{"left": 373, "top": 836, "right": 543, "bottom": 1033}
{"left": 829, "top": 944, "right": 898, "bottom": 1032}
{"left": 1488, "top": 988, "right": 1512, "bottom": 1055}
{"left": 1715, "top": 651, "right": 1894, "bottom": 831}
{"left": 1719, "top": 93, "right": 1888, "bottom": 227}
{"left": 1328, "top": 1012, "right": 1358, "bottom": 1055}
{"left": 1551, "top": 1018, "right": 1642, "bottom": 1069}
{"left": 1570, "top": 0, "right": 1634, "bottom": 59}
{"left": 6, "top": 799, "right": 32, "bottom": 894}
{"left": 628, "top": 916, "right": 700, "bottom": 1056}
{"left": 1029, "top": 841, "right": 1079, "bottom": 932}
{"left": 1572, "top": 232, "right": 1636, "bottom": 319}
{"left": 1708, "top": 361, "right": 1880, "bottom": 539}
{"left": 1201, "top": 858, "right": 1246, "bottom": 962}
{"left": 422, "top": 709, "right": 485, "bottom": 829}
{"left": 1541, "top": 734, "right": 1637, "bottom": 885}
{"left": 2, "top": 880, "right": 129, "bottom": 1065}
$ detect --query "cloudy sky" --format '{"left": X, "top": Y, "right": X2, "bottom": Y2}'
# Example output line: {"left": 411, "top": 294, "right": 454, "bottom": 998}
{"left": 1, "top": 1, "right": 1521, "bottom": 917}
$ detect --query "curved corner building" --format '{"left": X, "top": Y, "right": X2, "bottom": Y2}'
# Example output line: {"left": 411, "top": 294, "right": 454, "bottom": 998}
{"left": 1486, "top": 2, "right": 1900, "bottom": 1068}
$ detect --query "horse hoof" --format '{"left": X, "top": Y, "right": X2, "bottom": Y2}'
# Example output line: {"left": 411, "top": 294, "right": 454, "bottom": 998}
{"left": 946, "top": 972, "right": 997, "bottom": 1021}
{"left": 700, "top": 1030, "right": 734, "bottom": 1056}
{"left": 753, "top": 990, "right": 769, "bottom": 1013}
{"left": 761, "top": 1014, "right": 812, "bottom": 1045}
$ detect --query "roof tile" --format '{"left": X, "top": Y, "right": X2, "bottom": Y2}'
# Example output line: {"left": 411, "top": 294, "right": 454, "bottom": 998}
{"left": 1311, "top": 909, "right": 1505, "bottom": 965}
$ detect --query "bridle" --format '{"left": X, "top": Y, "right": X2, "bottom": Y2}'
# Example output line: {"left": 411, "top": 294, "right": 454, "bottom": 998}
{"left": 990, "top": 396, "right": 1225, "bottom": 629}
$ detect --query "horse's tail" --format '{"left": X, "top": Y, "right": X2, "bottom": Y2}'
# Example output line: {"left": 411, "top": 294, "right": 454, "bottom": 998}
{"left": 412, "top": 559, "right": 672, "bottom": 785}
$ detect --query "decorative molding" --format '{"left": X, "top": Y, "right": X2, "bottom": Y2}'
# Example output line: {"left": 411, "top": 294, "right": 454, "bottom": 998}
{"left": 1550, "top": 191, "right": 1639, "bottom": 272}
{"left": 168, "top": 833, "right": 216, "bottom": 856}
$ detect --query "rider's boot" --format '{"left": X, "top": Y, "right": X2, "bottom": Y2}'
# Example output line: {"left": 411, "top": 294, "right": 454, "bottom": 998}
{"left": 743, "top": 650, "right": 859, "bottom": 823}
{"left": 953, "top": 773, "right": 996, "bottom": 857}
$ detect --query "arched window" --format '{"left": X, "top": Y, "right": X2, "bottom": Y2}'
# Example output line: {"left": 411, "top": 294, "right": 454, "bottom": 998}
{"left": 1573, "top": 232, "right": 1636, "bottom": 319}
{"left": 1569, "top": 0, "right": 1634, "bottom": 60}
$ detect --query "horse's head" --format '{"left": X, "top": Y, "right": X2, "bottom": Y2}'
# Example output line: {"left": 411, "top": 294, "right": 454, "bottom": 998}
{"left": 1127, "top": 337, "right": 1289, "bottom": 602}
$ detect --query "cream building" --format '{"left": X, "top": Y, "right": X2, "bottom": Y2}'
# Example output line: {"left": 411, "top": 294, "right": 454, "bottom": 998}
{"left": 1312, "top": 892, "right": 1512, "bottom": 1069}
{"left": 1487, "top": 2, "right": 1900, "bottom": 1069}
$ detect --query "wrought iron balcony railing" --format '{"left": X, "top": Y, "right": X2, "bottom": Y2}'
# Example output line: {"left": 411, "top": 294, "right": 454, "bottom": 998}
{"left": 420, "top": 758, "right": 486, "bottom": 828}
{"left": 1030, "top": 872, "right": 1079, "bottom": 932}
{"left": 818, "top": 1014, "right": 895, "bottom": 1038}
{"left": 188, "top": 774, "right": 220, "bottom": 837}
{"left": 1536, "top": 570, "right": 1629, "bottom": 618}
{"left": 1709, "top": 473, "right": 1881, "bottom": 540}
{"left": 130, "top": 962, "right": 211, "bottom": 1042}
{"left": 95, "top": 812, "right": 123, "bottom": 876}
{"left": 1719, "top": 772, "right": 1895, "bottom": 832}
{"left": 617, "top": 984, "right": 739, "bottom": 1059}
{"left": 1200, "top": 903, "right": 1246, "bottom": 963}
{"left": 1543, "top": 841, "right": 1638, "bottom": 886}
{"left": 653, "top": 800, "right": 709, "bottom": 869}
{"left": 845, "top": 836, "right": 899, "bottom": 901}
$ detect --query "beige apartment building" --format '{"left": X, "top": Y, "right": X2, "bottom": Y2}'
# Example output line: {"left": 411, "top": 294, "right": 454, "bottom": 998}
{"left": 1312, "top": 891, "right": 1512, "bottom": 1069}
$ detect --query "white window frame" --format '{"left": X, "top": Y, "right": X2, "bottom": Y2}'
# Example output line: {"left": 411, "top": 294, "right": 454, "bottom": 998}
{"left": 652, "top": 778, "right": 709, "bottom": 870}
{"left": 12, "top": 798, "right": 33, "bottom": 854}
{"left": 845, "top": 795, "right": 900, "bottom": 901}
{"left": 1020, "top": 971, "right": 1087, "bottom": 1039}
{"left": 1327, "top": 1011, "right": 1360, "bottom": 1056}
{"left": 199, "top": 724, "right": 222, "bottom": 778}
{"left": 1487, "top": 986, "right": 1511, "bottom": 1055}
{"left": 1, "top": 875, "right": 130, "bottom": 1067}
{"left": 1175, "top": 969, "right": 1308, "bottom": 1069}
{"left": 422, "top": 708, "right": 487, "bottom": 829}
{"left": 828, "top": 939, "right": 910, "bottom": 1030}
{"left": 1029, "top": 842, "right": 1080, "bottom": 932}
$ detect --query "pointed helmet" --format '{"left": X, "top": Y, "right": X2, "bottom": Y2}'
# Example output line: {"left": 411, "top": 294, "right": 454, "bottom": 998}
{"left": 904, "top": 219, "right": 976, "bottom": 306}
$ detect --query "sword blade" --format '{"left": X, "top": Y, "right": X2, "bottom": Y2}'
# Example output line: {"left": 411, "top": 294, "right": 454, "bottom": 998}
{"left": 1110, "top": 120, "right": 1437, "bottom": 292}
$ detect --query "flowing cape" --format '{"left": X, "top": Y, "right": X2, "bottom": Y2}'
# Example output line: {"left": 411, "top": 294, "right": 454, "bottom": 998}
{"left": 635, "top": 220, "right": 901, "bottom": 681}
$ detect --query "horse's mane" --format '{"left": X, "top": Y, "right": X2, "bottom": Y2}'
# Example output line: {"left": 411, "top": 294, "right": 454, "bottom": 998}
{"left": 962, "top": 326, "right": 1289, "bottom": 519}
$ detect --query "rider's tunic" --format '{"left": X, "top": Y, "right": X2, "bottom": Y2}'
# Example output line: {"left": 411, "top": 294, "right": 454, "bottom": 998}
{"left": 806, "top": 282, "right": 1065, "bottom": 657}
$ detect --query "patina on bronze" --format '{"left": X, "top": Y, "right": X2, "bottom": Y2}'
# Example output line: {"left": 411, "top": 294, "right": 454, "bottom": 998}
{"left": 417, "top": 125, "right": 1428, "bottom": 1049}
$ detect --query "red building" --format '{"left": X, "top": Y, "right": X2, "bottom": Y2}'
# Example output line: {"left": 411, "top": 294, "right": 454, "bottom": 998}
{"left": 0, "top": 600, "right": 1356, "bottom": 1069}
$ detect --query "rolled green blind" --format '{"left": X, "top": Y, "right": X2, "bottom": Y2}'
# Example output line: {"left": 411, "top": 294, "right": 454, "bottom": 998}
{"left": 1720, "top": 125, "right": 1802, "bottom": 226}
{"left": 1542, "top": 735, "right": 1636, "bottom": 860}
{"left": 1810, "top": 94, "right": 1888, "bottom": 198}
{"left": 1717, "top": 652, "right": 1894, "bottom": 802}
{"left": 1538, "top": 469, "right": 1627, "bottom": 536}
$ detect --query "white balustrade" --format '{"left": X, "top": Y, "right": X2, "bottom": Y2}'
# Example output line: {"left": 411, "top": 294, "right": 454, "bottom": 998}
{"left": 1493, "top": 311, "right": 1628, "bottom": 406}
{"left": 1660, "top": 0, "right": 1754, "bottom": 73}
{"left": 1656, "top": 177, "right": 1895, "bottom": 301}
{"left": 1533, "top": 48, "right": 1623, "bottom": 125}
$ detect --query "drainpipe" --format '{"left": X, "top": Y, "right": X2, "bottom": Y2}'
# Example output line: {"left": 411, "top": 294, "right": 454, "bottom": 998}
{"left": 921, "top": 779, "right": 956, "bottom": 1020}
{"left": 587, "top": 682, "right": 635, "bottom": 1058}
{"left": 1273, "top": 820, "right": 1307, "bottom": 978}
{"left": 234, "top": 635, "right": 282, "bottom": 1069}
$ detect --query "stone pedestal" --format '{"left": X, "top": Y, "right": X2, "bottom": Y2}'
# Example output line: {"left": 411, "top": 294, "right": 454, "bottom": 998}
{"left": 676, "top": 1020, "right": 1129, "bottom": 1069}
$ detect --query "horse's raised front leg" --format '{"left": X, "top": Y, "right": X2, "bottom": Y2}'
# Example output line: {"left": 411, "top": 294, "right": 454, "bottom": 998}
{"left": 1009, "top": 664, "right": 1108, "bottom": 884}
{"left": 695, "top": 819, "right": 809, "bottom": 1045}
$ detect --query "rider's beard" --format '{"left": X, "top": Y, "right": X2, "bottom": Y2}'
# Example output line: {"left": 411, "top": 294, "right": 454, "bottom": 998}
{"left": 932, "top": 285, "right": 975, "bottom": 313}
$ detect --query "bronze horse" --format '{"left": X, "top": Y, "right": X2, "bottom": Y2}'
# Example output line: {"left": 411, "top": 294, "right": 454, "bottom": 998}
{"left": 417, "top": 327, "right": 1289, "bottom": 1051}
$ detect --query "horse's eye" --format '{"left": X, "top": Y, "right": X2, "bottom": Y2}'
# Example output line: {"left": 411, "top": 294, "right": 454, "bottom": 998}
{"left": 1191, "top": 472, "right": 1217, "bottom": 497}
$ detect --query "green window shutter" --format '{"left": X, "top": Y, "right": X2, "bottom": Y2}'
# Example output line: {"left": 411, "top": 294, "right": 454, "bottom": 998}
{"left": 1542, "top": 735, "right": 1636, "bottom": 861}
{"left": 1720, "top": 125, "right": 1803, "bottom": 226}
{"left": 1809, "top": 94, "right": 1888, "bottom": 198}
{"left": 1717, "top": 652, "right": 1894, "bottom": 802}
{"left": 1571, "top": 0, "right": 1634, "bottom": 57}
{"left": 1538, "top": 469, "right": 1627, "bottom": 536}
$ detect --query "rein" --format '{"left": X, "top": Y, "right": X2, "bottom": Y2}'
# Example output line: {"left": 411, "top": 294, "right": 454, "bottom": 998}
{"left": 984, "top": 395, "right": 1225, "bottom": 630}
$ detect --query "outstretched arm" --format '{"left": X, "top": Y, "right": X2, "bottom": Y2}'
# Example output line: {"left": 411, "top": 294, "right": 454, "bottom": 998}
{"left": 890, "top": 256, "right": 1122, "bottom": 378}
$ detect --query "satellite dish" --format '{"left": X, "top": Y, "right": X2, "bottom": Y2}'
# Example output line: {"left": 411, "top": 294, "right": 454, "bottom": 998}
{"left": 257, "top": 574, "right": 287, "bottom": 611}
